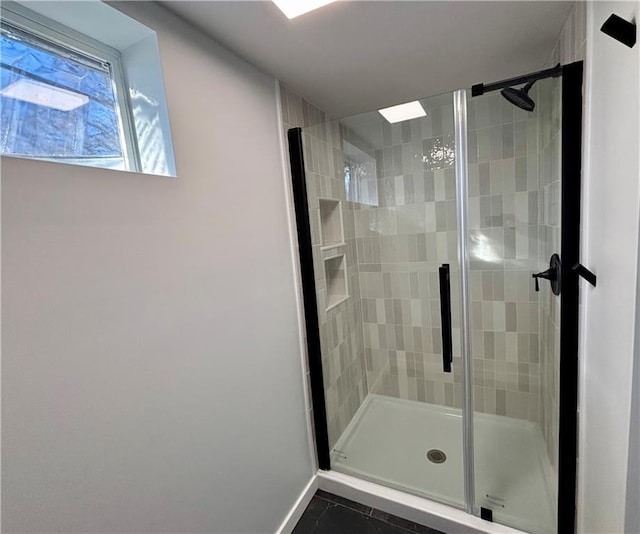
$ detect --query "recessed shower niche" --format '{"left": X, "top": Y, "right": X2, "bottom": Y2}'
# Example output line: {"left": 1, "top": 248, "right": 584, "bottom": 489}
{"left": 324, "top": 254, "right": 348, "bottom": 310}
{"left": 318, "top": 198, "right": 345, "bottom": 249}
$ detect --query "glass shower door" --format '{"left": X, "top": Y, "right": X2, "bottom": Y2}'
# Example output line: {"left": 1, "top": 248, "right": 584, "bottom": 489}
{"left": 467, "top": 77, "right": 562, "bottom": 534}
{"left": 296, "top": 90, "right": 467, "bottom": 508}
{"left": 287, "top": 66, "right": 577, "bottom": 532}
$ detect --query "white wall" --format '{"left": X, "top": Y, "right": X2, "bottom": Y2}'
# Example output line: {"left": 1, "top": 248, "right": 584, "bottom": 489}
{"left": 627, "top": 331, "right": 640, "bottom": 532}
{"left": 1, "top": 2, "right": 313, "bottom": 532}
{"left": 626, "top": 3, "right": 640, "bottom": 527}
{"left": 579, "top": 2, "right": 640, "bottom": 532}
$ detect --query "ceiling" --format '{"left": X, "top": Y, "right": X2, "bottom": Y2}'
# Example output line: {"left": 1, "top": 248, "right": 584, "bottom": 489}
{"left": 160, "top": 0, "right": 574, "bottom": 118}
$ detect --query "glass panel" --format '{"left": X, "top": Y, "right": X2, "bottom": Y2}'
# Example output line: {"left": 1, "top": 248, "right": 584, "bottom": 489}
{"left": 468, "top": 77, "right": 561, "bottom": 534}
{"left": 300, "top": 92, "right": 466, "bottom": 508}
{"left": 0, "top": 23, "right": 125, "bottom": 169}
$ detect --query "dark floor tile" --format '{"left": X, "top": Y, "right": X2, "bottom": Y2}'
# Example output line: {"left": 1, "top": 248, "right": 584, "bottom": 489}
{"left": 315, "top": 489, "right": 373, "bottom": 515}
{"left": 371, "top": 508, "right": 444, "bottom": 534}
{"left": 292, "top": 497, "right": 331, "bottom": 533}
{"left": 293, "top": 493, "right": 446, "bottom": 534}
{"left": 294, "top": 498, "right": 420, "bottom": 534}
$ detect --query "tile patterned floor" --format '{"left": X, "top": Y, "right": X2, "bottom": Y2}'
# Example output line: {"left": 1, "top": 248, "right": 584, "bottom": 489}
{"left": 293, "top": 490, "right": 445, "bottom": 534}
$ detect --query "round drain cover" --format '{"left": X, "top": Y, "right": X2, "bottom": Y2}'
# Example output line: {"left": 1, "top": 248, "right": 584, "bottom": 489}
{"left": 426, "top": 449, "right": 446, "bottom": 464}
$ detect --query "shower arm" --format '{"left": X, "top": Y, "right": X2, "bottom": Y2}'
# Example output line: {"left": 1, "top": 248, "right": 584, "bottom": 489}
{"left": 471, "top": 64, "right": 562, "bottom": 97}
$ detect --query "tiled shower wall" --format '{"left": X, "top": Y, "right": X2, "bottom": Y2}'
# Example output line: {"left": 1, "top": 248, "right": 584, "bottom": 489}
{"left": 280, "top": 86, "right": 368, "bottom": 449}
{"left": 538, "top": 1, "right": 586, "bottom": 475}
{"left": 353, "top": 95, "right": 465, "bottom": 410}
{"left": 537, "top": 77, "right": 563, "bottom": 482}
{"left": 466, "top": 92, "right": 543, "bottom": 421}
{"left": 354, "top": 92, "right": 544, "bottom": 423}
{"left": 281, "top": 85, "right": 554, "bottom": 444}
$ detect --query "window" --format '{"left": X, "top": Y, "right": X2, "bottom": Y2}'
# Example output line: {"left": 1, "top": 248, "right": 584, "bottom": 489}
{"left": 0, "top": 1, "right": 176, "bottom": 176}
{"left": 1, "top": 21, "right": 137, "bottom": 170}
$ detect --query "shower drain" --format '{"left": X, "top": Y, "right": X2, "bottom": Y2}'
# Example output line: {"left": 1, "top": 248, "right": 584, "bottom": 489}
{"left": 426, "top": 449, "right": 446, "bottom": 464}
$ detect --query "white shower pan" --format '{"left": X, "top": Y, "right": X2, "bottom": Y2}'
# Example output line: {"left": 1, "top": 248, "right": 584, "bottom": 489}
{"left": 330, "top": 394, "right": 556, "bottom": 534}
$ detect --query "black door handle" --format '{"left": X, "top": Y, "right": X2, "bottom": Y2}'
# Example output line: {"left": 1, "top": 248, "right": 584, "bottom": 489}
{"left": 533, "top": 253, "right": 561, "bottom": 295}
{"left": 532, "top": 268, "right": 555, "bottom": 291}
{"left": 438, "top": 264, "right": 453, "bottom": 373}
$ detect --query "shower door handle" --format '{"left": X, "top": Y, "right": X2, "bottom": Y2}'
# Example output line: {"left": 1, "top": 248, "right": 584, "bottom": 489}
{"left": 438, "top": 264, "right": 453, "bottom": 373}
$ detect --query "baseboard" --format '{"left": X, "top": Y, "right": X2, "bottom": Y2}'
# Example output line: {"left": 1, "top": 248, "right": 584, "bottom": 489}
{"left": 275, "top": 475, "right": 318, "bottom": 534}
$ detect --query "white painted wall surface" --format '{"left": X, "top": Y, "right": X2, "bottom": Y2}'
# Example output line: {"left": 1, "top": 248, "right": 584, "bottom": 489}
{"left": 627, "top": 332, "right": 640, "bottom": 532}
{"left": 626, "top": 4, "right": 640, "bottom": 530}
{"left": 579, "top": 2, "right": 640, "bottom": 532}
{"left": 1, "top": 2, "right": 313, "bottom": 532}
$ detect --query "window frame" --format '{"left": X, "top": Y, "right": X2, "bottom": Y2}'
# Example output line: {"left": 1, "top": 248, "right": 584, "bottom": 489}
{"left": 0, "top": 2, "right": 141, "bottom": 172}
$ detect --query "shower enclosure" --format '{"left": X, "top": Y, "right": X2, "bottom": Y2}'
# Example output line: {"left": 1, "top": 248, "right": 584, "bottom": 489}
{"left": 287, "top": 62, "right": 583, "bottom": 534}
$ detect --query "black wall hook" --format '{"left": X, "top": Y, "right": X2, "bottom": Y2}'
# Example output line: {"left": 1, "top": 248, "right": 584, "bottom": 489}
{"left": 572, "top": 264, "right": 597, "bottom": 287}
{"left": 601, "top": 14, "right": 636, "bottom": 48}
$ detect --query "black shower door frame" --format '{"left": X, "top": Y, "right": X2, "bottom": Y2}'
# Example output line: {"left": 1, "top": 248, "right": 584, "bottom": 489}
{"left": 556, "top": 60, "right": 583, "bottom": 534}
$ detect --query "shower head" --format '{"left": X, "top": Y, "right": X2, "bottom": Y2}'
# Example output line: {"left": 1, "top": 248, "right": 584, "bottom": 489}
{"left": 500, "top": 80, "right": 536, "bottom": 112}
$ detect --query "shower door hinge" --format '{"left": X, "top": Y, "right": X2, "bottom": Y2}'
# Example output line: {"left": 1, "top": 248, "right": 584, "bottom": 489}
{"left": 572, "top": 263, "right": 597, "bottom": 287}
{"left": 480, "top": 507, "right": 493, "bottom": 522}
